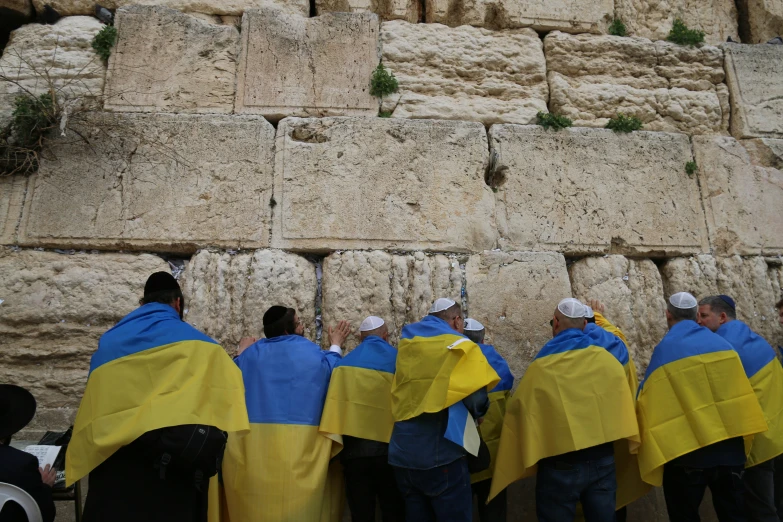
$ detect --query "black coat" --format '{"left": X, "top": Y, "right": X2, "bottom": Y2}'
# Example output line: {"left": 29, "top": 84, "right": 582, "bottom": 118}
{"left": 0, "top": 445, "right": 56, "bottom": 522}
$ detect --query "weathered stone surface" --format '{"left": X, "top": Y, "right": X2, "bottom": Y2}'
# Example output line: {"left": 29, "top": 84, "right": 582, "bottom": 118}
{"left": 273, "top": 117, "right": 496, "bottom": 252}
{"left": 724, "top": 43, "right": 783, "bottom": 139}
{"left": 693, "top": 136, "right": 783, "bottom": 255}
{"left": 661, "top": 255, "right": 783, "bottom": 348}
{"left": 1, "top": 0, "right": 32, "bottom": 17}
{"left": 0, "top": 175, "right": 27, "bottom": 244}
{"left": 104, "top": 6, "right": 239, "bottom": 113}
{"left": 18, "top": 113, "right": 274, "bottom": 252}
{"left": 180, "top": 249, "right": 317, "bottom": 351}
{"left": 465, "top": 251, "right": 571, "bottom": 381}
{"left": 380, "top": 21, "right": 548, "bottom": 125}
{"left": 0, "top": 17, "right": 105, "bottom": 127}
{"left": 31, "top": 0, "right": 307, "bottom": 17}
{"left": 321, "top": 250, "right": 463, "bottom": 350}
{"left": 615, "top": 0, "right": 738, "bottom": 45}
{"left": 425, "top": 0, "right": 612, "bottom": 34}
{"left": 236, "top": 9, "right": 379, "bottom": 121}
{"left": 490, "top": 125, "right": 709, "bottom": 256}
{"left": 545, "top": 32, "right": 729, "bottom": 135}
{"left": 0, "top": 248, "right": 168, "bottom": 426}
{"left": 741, "top": 0, "right": 783, "bottom": 43}
{"left": 316, "top": 0, "right": 419, "bottom": 22}
{"left": 569, "top": 255, "right": 668, "bottom": 376}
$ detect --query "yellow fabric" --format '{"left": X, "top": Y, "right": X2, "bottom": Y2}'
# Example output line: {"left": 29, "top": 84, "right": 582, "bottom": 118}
{"left": 595, "top": 311, "right": 628, "bottom": 344}
{"left": 747, "top": 359, "right": 783, "bottom": 467}
{"left": 66, "top": 340, "right": 249, "bottom": 485}
{"left": 471, "top": 389, "right": 511, "bottom": 484}
{"left": 392, "top": 334, "right": 500, "bottom": 422}
{"left": 320, "top": 460, "right": 346, "bottom": 522}
{"left": 489, "top": 346, "right": 639, "bottom": 500}
{"left": 223, "top": 423, "right": 343, "bottom": 522}
{"left": 319, "top": 365, "right": 394, "bottom": 443}
{"left": 636, "top": 350, "right": 768, "bottom": 486}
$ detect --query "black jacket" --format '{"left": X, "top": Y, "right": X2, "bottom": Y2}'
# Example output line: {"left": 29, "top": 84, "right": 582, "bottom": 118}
{"left": 0, "top": 445, "right": 56, "bottom": 522}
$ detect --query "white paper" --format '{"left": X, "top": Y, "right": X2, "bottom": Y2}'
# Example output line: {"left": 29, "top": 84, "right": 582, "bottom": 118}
{"left": 23, "top": 445, "right": 61, "bottom": 469}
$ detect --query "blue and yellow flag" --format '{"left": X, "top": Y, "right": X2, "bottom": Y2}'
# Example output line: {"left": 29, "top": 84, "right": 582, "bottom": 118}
{"left": 65, "top": 303, "right": 249, "bottom": 486}
{"left": 222, "top": 335, "right": 343, "bottom": 522}
{"left": 489, "top": 328, "right": 639, "bottom": 500}
{"left": 716, "top": 320, "right": 783, "bottom": 467}
{"left": 636, "top": 320, "right": 767, "bottom": 486}
{"left": 471, "top": 343, "right": 514, "bottom": 484}
{"left": 392, "top": 315, "right": 500, "bottom": 455}
{"left": 319, "top": 335, "right": 397, "bottom": 443}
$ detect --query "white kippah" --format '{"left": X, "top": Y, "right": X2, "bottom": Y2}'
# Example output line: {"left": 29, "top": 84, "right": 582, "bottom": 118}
{"left": 429, "top": 298, "right": 456, "bottom": 314}
{"left": 669, "top": 292, "right": 698, "bottom": 309}
{"left": 557, "top": 298, "right": 586, "bottom": 319}
{"left": 464, "top": 318, "right": 484, "bottom": 331}
{"left": 359, "top": 316, "right": 385, "bottom": 332}
{"left": 584, "top": 305, "right": 595, "bottom": 319}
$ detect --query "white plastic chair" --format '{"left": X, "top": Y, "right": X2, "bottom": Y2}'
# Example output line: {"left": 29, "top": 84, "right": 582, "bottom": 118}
{"left": 0, "top": 482, "right": 43, "bottom": 522}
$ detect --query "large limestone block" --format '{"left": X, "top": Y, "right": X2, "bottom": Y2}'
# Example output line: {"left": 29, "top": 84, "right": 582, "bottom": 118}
{"left": 425, "top": 0, "right": 612, "bottom": 33}
{"left": 236, "top": 9, "right": 380, "bottom": 121}
{"left": 273, "top": 117, "right": 496, "bottom": 252}
{"left": 661, "top": 255, "right": 783, "bottom": 348}
{"left": 724, "top": 43, "right": 783, "bottom": 139}
{"left": 693, "top": 136, "right": 783, "bottom": 255}
{"left": 490, "top": 125, "right": 709, "bottom": 256}
{"left": 30, "top": 0, "right": 307, "bottom": 17}
{"left": 569, "top": 256, "right": 668, "bottom": 375}
{"left": 0, "top": 175, "right": 28, "bottom": 244}
{"left": 0, "top": 248, "right": 168, "bottom": 429}
{"left": 742, "top": 0, "right": 783, "bottom": 43}
{"left": 104, "top": 7, "right": 239, "bottom": 113}
{"left": 380, "top": 21, "right": 548, "bottom": 125}
{"left": 465, "top": 251, "right": 571, "bottom": 381}
{"left": 615, "top": 0, "right": 738, "bottom": 45}
{"left": 321, "top": 250, "right": 463, "bottom": 350}
{"left": 0, "top": 17, "right": 106, "bottom": 127}
{"left": 18, "top": 113, "right": 274, "bottom": 252}
{"left": 545, "top": 32, "right": 729, "bottom": 135}
{"left": 316, "top": 0, "right": 420, "bottom": 22}
{"left": 180, "top": 249, "right": 317, "bottom": 351}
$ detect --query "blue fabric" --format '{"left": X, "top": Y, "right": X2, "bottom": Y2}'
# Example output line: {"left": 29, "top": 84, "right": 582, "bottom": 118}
{"left": 337, "top": 335, "right": 396, "bottom": 374}
{"left": 536, "top": 454, "right": 617, "bottom": 522}
{"left": 235, "top": 335, "right": 341, "bottom": 426}
{"left": 393, "top": 457, "right": 473, "bottom": 522}
{"left": 584, "top": 323, "right": 630, "bottom": 366}
{"left": 715, "top": 320, "right": 776, "bottom": 379}
{"left": 90, "top": 303, "right": 217, "bottom": 373}
{"left": 534, "top": 328, "right": 594, "bottom": 361}
{"left": 478, "top": 343, "right": 514, "bottom": 392}
{"left": 400, "top": 315, "right": 466, "bottom": 341}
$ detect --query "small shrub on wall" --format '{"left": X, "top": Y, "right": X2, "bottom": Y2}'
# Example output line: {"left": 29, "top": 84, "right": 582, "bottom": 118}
{"left": 537, "top": 112, "right": 572, "bottom": 131}
{"left": 606, "top": 113, "right": 643, "bottom": 133}
{"left": 667, "top": 19, "right": 705, "bottom": 46}
{"left": 608, "top": 19, "right": 627, "bottom": 37}
{"left": 92, "top": 25, "right": 117, "bottom": 63}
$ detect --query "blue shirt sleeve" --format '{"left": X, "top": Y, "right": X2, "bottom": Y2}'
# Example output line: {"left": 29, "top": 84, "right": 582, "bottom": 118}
{"left": 462, "top": 387, "right": 489, "bottom": 418}
{"left": 323, "top": 350, "right": 342, "bottom": 372}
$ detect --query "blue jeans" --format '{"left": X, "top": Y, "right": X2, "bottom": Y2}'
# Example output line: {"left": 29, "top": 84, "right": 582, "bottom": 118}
{"left": 393, "top": 458, "right": 472, "bottom": 522}
{"left": 536, "top": 454, "right": 617, "bottom": 522}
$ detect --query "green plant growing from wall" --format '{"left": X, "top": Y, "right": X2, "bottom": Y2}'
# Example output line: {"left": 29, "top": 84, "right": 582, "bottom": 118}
{"left": 606, "top": 113, "right": 643, "bottom": 133}
{"left": 536, "top": 111, "right": 572, "bottom": 131}
{"left": 370, "top": 62, "right": 399, "bottom": 117}
{"left": 667, "top": 19, "right": 705, "bottom": 46}
{"left": 685, "top": 160, "right": 698, "bottom": 176}
{"left": 378, "top": 110, "right": 393, "bottom": 118}
{"left": 12, "top": 92, "right": 56, "bottom": 149}
{"left": 608, "top": 18, "right": 627, "bottom": 37}
{"left": 92, "top": 25, "right": 117, "bottom": 63}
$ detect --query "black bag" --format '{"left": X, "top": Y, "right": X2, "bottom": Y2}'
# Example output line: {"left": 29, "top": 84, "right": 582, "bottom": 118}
{"left": 466, "top": 436, "right": 491, "bottom": 474}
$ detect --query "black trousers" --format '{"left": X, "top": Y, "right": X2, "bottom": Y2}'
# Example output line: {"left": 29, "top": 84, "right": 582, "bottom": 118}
{"left": 774, "top": 455, "right": 783, "bottom": 522}
{"left": 343, "top": 455, "right": 405, "bottom": 522}
{"left": 663, "top": 464, "right": 746, "bottom": 522}
{"left": 745, "top": 459, "right": 779, "bottom": 522}
{"left": 472, "top": 479, "right": 507, "bottom": 522}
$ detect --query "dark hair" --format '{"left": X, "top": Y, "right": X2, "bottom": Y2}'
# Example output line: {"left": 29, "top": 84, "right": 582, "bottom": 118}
{"left": 667, "top": 302, "right": 697, "bottom": 322}
{"left": 463, "top": 329, "right": 485, "bottom": 344}
{"left": 776, "top": 297, "right": 783, "bottom": 310}
{"left": 429, "top": 303, "right": 462, "bottom": 321}
{"left": 264, "top": 308, "right": 296, "bottom": 338}
{"left": 698, "top": 296, "right": 737, "bottom": 320}
{"left": 586, "top": 317, "right": 596, "bottom": 324}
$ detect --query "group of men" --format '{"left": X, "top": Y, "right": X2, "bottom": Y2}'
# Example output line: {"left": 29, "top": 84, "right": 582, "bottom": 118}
{"left": 2, "top": 269, "right": 783, "bottom": 522}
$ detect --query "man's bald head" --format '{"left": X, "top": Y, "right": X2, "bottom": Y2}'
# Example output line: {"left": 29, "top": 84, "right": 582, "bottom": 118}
{"left": 553, "top": 308, "right": 587, "bottom": 334}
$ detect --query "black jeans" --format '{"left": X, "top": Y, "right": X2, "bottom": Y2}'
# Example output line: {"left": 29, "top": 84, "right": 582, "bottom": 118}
{"left": 663, "top": 464, "right": 746, "bottom": 522}
{"left": 343, "top": 455, "right": 405, "bottom": 522}
{"left": 775, "top": 455, "right": 783, "bottom": 522}
{"left": 745, "top": 459, "right": 778, "bottom": 522}
{"left": 472, "top": 478, "right": 506, "bottom": 522}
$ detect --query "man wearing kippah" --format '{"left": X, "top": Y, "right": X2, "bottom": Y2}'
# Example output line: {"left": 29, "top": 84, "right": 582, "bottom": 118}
{"left": 698, "top": 295, "right": 783, "bottom": 522}
{"left": 636, "top": 292, "right": 767, "bottom": 522}
{"left": 489, "top": 298, "right": 638, "bottom": 522}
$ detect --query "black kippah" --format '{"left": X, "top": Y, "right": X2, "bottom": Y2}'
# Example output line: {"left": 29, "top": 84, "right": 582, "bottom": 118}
{"left": 144, "top": 272, "right": 180, "bottom": 298}
{"left": 263, "top": 306, "right": 290, "bottom": 327}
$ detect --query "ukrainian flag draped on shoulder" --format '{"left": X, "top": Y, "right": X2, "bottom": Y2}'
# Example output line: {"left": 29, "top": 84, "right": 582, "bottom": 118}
{"left": 716, "top": 320, "right": 783, "bottom": 467}
{"left": 223, "top": 335, "right": 343, "bottom": 522}
{"left": 320, "top": 336, "right": 397, "bottom": 443}
{"left": 636, "top": 320, "right": 767, "bottom": 486}
{"left": 489, "top": 328, "right": 638, "bottom": 500}
{"left": 471, "top": 343, "right": 514, "bottom": 484}
{"left": 392, "top": 315, "right": 500, "bottom": 455}
{"left": 66, "top": 303, "right": 249, "bottom": 486}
